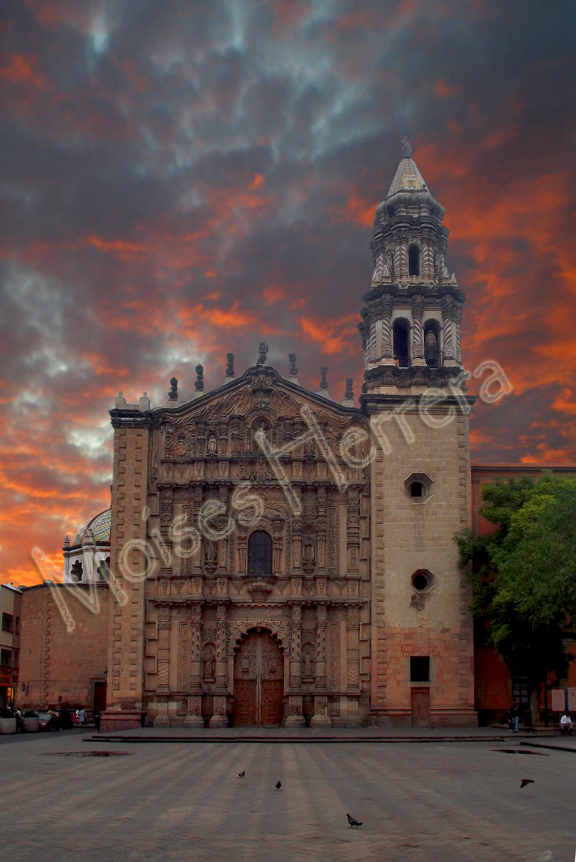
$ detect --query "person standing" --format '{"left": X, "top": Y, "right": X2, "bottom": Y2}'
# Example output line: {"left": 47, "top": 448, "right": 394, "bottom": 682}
{"left": 510, "top": 700, "right": 520, "bottom": 733}
{"left": 77, "top": 707, "right": 87, "bottom": 726}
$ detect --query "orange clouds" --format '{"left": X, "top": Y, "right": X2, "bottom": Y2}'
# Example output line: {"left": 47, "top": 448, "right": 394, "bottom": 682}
{"left": 0, "top": 53, "right": 45, "bottom": 89}
{"left": 299, "top": 313, "right": 359, "bottom": 355}
{"left": 435, "top": 78, "right": 462, "bottom": 98}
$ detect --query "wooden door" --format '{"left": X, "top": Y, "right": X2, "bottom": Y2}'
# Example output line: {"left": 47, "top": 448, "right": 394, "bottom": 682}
{"left": 233, "top": 631, "right": 284, "bottom": 726}
{"left": 411, "top": 687, "right": 430, "bottom": 727}
{"left": 93, "top": 681, "right": 107, "bottom": 715}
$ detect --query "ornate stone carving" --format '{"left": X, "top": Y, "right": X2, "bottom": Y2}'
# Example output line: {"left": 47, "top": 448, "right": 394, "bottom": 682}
{"left": 195, "top": 364, "right": 204, "bottom": 392}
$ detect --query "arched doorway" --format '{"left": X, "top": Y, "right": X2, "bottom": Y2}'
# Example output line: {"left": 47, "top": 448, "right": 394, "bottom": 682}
{"left": 233, "top": 630, "right": 284, "bottom": 726}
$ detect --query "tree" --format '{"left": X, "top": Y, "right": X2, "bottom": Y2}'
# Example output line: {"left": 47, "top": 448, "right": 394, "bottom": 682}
{"left": 455, "top": 472, "right": 576, "bottom": 715}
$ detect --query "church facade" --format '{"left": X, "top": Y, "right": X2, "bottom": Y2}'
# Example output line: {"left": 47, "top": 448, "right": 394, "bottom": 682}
{"left": 100, "top": 144, "right": 476, "bottom": 730}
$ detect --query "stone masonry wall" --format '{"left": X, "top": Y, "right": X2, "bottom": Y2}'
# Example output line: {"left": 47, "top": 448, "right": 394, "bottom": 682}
{"left": 106, "top": 423, "right": 150, "bottom": 712}
{"left": 370, "top": 404, "right": 475, "bottom": 725}
{"left": 18, "top": 583, "right": 109, "bottom": 710}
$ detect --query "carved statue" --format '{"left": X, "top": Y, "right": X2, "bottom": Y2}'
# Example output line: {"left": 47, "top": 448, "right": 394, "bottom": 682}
{"left": 226, "top": 352, "right": 234, "bottom": 377}
{"left": 257, "top": 343, "right": 269, "bottom": 365}
{"left": 207, "top": 435, "right": 217, "bottom": 455}
{"left": 289, "top": 353, "right": 298, "bottom": 376}
{"left": 401, "top": 136, "right": 413, "bottom": 158}
{"left": 424, "top": 330, "right": 438, "bottom": 366}
{"left": 437, "top": 253, "right": 449, "bottom": 279}
{"left": 195, "top": 364, "right": 204, "bottom": 392}
{"left": 203, "top": 643, "right": 216, "bottom": 679}
{"left": 168, "top": 377, "right": 178, "bottom": 401}
{"left": 302, "top": 649, "right": 315, "bottom": 680}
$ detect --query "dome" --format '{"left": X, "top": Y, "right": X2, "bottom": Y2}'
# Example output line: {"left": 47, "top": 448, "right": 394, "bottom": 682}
{"left": 71, "top": 509, "right": 111, "bottom": 548}
{"left": 387, "top": 156, "right": 427, "bottom": 197}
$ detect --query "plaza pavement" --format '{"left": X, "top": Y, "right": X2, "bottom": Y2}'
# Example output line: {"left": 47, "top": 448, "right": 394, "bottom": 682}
{"left": 1, "top": 727, "right": 575, "bottom": 862}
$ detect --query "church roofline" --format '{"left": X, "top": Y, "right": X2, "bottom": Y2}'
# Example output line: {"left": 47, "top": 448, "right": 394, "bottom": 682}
{"left": 150, "top": 364, "right": 363, "bottom": 420}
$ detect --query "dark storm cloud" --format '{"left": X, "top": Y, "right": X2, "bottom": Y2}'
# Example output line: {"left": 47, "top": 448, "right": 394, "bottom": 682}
{"left": 1, "top": 0, "right": 575, "bottom": 583}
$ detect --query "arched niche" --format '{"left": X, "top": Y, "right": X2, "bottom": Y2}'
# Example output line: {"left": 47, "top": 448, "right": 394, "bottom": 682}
{"left": 393, "top": 317, "right": 411, "bottom": 367}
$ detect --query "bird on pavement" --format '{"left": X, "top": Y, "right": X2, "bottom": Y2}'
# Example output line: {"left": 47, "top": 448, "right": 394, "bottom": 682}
{"left": 520, "top": 779, "right": 535, "bottom": 789}
{"left": 235, "top": 771, "right": 245, "bottom": 778}
{"left": 347, "top": 813, "right": 363, "bottom": 828}
{"left": 275, "top": 781, "right": 282, "bottom": 790}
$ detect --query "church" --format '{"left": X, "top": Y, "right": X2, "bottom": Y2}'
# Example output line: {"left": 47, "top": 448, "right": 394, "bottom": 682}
{"left": 84, "top": 140, "right": 478, "bottom": 730}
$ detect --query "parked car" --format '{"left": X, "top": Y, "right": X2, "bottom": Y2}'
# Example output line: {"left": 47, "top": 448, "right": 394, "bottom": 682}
{"left": 37, "top": 711, "right": 59, "bottom": 731}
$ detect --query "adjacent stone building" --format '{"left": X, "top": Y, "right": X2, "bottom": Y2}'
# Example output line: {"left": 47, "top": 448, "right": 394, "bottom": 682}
{"left": 17, "top": 583, "right": 109, "bottom": 714}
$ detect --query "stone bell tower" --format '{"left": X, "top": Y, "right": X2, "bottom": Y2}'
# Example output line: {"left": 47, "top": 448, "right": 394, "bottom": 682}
{"left": 360, "top": 139, "right": 476, "bottom": 727}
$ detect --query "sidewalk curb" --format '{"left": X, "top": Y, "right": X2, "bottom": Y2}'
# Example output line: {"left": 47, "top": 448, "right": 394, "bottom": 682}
{"left": 85, "top": 732, "right": 558, "bottom": 745}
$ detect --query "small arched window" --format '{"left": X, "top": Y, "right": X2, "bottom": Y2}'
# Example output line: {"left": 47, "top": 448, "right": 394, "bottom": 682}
{"left": 408, "top": 244, "right": 420, "bottom": 277}
{"left": 393, "top": 318, "right": 411, "bottom": 367}
{"left": 248, "top": 531, "right": 273, "bottom": 576}
{"left": 71, "top": 560, "right": 83, "bottom": 582}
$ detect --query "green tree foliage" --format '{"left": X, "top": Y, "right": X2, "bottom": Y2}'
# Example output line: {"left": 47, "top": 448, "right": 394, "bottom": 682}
{"left": 455, "top": 472, "right": 576, "bottom": 690}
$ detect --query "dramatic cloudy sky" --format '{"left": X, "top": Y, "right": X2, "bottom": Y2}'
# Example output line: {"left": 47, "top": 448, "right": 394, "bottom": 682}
{"left": 1, "top": 0, "right": 575, "bottom": 585}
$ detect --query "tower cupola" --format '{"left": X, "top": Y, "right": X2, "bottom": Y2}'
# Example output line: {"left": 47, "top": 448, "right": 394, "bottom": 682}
{"left": 359, "top": 138, "right": 466, "bottom": 394}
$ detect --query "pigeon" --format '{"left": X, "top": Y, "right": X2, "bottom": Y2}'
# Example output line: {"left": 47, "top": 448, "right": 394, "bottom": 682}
{"left": 275, "top": 781, "right": 282, "bottom": 790}
{"left": 520, "top": 779, "right": 535, "bottom": 789}
{"left": 235, "top": 771, "right": 245, "bottom": 778}
{"left": 347, "top": 813, "right": 363, "bottom": 828}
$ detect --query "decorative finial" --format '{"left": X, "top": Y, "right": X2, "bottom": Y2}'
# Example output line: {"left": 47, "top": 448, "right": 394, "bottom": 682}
{"left": 345, "top": 378, "right": 353, "bottom": 401}
{"left": 195, "top": 364, "right": 204, "bottom": 392}
{"left": 226, "top": 352, "right": 234, "bottom": 377}
{"left": 320, "top": 367, "right": 328, "bottom": 390}
{"left": 168, "top": 377, "right": 178, "bottom": 401}
{"left": 401, "top": 136, "right": 413, "bottom": 159}
{"left": 289, "top": 353, "right": 298, "bottom": 377}
{"left": 257, "top": 343, "right": 269, "bottom": 365}
{"left": 64, "top": 536, "right": 70, "bottom": 548}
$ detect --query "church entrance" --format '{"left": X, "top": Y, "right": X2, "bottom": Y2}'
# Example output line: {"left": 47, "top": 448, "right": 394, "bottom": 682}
{"left": 232, "top": 630, "right": 284, "bottom": 726}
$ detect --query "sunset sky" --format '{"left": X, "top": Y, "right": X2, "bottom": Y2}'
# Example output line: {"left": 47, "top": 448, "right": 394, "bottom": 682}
{"left": 1, "top": 0, "right": 575, "bottom": 586}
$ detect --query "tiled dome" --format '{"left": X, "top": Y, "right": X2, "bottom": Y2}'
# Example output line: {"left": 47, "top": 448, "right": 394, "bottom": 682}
{"left": 71, "top": 509, "right": 111, "bottom": 547}
{"left": 387, "top": 156, "right": 427, "bottom": 197}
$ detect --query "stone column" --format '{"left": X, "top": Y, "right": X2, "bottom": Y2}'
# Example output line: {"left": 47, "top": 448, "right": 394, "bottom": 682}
{"left": 442, "top": 295, "right": 457, "bottom": 365}
{"left": 412, "top": 295, "right": 425, "bottom": 366}
{"left": 155, "top": 607, "right": 171, "bottom": 726}
{"left": 210, "top": 604, "right": 228, "bottom": 727}
{"left": 394, "top": 243, "right": 408, "bottom": 281}
{"left": 158, "top": 486, "right": 174, "bottom": 578}
{"left": 184, "top": 604, "right": 203, "bottom": 727}
{"left": 291, "top": 514, "right": 302, "bottom": 575}
{"left": 346, "top": 488, "right": 360, "bottom": 574}
{"left": 286, "top": 605, "right": 305, "bottom": 727}
{"left": 346, "top": 606, "right": 361, "bottom": 727}
{"left": 380, "top": 295, "right": 394, "bottom": 364}
{"left": 454, "top": 302, "right": 463, "bottom": 365}
{"left": 422, "top": 244, "right": 434, "bottom": 281}
{"left": 311, "top": 605, "right": 331, "bottom": 727}
{"left": 272, "top": 519, "right": 283, "bottom": 575}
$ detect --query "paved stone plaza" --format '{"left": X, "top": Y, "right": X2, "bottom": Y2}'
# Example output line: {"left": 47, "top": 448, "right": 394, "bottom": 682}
{"left": 1, "top": 730, "right": 575, "bottom": 862}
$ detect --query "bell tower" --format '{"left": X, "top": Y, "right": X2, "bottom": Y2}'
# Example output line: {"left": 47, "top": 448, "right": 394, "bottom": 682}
{"left": 360, "top": 139, "right": 476, "bottom": 727}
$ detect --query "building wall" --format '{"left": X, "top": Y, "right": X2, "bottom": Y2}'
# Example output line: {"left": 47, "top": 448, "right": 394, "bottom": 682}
{"left": 0, "top": 584, "right": 22, "bottom": 707}
{"left": 17, "top": 583, "right": 109, "bottom": 711}
{"left": 370, "top": 405, "right": 475, "bottom": 726}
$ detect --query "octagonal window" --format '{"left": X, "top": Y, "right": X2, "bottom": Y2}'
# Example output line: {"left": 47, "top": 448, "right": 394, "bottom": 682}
{"left": 411, "top": 569, "right": 434, "bottom": 593}
{"left": 405, "top": 472, "right": 433, "bottom": 504}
